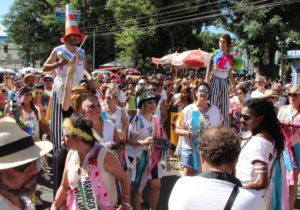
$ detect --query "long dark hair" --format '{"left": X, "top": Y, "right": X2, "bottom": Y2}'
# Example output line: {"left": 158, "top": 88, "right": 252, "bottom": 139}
{"left": 244, "top": 98, "right": 284, "bottom": 154}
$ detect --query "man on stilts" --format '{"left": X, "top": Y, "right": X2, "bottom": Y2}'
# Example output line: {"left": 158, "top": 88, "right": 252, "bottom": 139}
{"left": 43, "top": 3, "right": 89, "bottom": 196}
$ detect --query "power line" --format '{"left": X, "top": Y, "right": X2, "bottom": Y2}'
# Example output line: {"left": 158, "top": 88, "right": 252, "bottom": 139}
{"left": 26, "top": 0, "right": 300, "bottom": 54}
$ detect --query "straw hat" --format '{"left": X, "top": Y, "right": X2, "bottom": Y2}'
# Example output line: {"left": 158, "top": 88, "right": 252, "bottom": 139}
{"left": 289, "top": 85, "right": 300, "bottom": 94}
{"left": 0, "top": 117, "right": 53, "bottom": 170}
{"left": 264, "top": 89, "right": 278, "bottom": 98}
{"left": 60, "top": 4, "right": 85, "bottom": 43}
{"left": 24, "top": 73, "right": 36, "bottom": 84}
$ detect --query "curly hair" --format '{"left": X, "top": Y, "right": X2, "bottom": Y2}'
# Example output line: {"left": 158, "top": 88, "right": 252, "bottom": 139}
{"left": 243, "top": 98, "right": 284, "bottom": 154}
{"left": 199, "top": 127, "right": 241, "bottom": 167}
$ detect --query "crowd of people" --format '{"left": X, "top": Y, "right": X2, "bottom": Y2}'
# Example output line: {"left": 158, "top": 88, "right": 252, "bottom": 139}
{"left": 1, "top": 3, "right": 300, "bottom": 210}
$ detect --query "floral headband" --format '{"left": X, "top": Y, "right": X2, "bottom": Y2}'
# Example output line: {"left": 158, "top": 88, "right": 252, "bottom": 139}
{"left": 63, "top": 118, "right": 93, "bottom": 141}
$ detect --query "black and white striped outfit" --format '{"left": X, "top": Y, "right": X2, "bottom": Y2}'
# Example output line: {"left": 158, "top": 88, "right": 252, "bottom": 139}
{"left": 209, "top": 76, "right": 229, "bottom": 127}
{"left": 50, "top": 91, "right": 62, "bottom": 157}
{"left": 50, "top": 91, "right": 63, "bottom": 196}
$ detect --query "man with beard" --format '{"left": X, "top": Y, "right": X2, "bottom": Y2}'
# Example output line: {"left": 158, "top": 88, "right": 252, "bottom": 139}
{"left": 42, "top": 3, "right": 89, "bottom": 196}
{"left": 0, "top": 117, "right": 53, "bottom": 209}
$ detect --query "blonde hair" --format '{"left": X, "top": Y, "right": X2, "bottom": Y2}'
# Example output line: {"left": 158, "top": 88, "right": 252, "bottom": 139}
{"left": 71, "top": 86, "right": 90, "bottom": 113}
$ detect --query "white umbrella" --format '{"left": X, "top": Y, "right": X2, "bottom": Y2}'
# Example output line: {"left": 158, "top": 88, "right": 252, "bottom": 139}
{"left": 0, "top": 67, "right": 16, "bottom": 75}
{"left": 18, "top": 67, "right": 37, "bottom": 75}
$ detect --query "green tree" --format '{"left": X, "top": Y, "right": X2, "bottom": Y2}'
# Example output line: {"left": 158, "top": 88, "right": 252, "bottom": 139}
{"left": 217, "top": 0, "right": 300, "bottom": 77}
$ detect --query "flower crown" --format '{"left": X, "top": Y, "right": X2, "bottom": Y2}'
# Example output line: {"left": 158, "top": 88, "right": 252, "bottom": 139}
{"left": 63, "top": 118, "right": 94, "bottom": 141}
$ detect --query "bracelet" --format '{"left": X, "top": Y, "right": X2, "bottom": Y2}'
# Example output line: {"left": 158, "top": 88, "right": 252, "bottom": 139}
{"left": 122, "top": 201, "right": 131, "bottom": 208}
{"left": 55, "top": 61, "right": 59, "bottom": 68}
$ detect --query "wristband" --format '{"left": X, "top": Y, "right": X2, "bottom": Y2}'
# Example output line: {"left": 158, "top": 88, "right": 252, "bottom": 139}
{"left": 122, "top": 201, "right": 131, "bottom": 208}
{"left": 55, "top": 61, "right": 59, "bottom": 68}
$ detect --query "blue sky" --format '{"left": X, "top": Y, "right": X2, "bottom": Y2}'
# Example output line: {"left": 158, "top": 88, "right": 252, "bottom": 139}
{"left": 0, "top": 0, "right": 14, "bottom": 23}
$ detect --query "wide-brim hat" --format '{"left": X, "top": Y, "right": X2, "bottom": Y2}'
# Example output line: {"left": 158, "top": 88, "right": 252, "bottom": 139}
{"left": 60, "top": 4, "right": 85, "bottom": 44}
{"left": 0, "top": 117, "right": 53, "bottom": 170}
{"left": 264, "top": 89, "right": 278, "bottom": 98}
{"left": 289, "top": 84, "right": 300, "bottom": 94}
{"left": 43, "top": 74, "right": 54, "bottom": 82}
{"left": 137, "top": 89, "right": 160, "bottom": 109}
{"left": 24, "top": 73, "right": 36, "bottom": 84}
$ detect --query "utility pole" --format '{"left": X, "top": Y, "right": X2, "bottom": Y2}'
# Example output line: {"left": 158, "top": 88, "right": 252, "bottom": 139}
{"left": 93, "top": 28, "right": 95, "bottom": 71}
{"left": 280, "top": 41, "right": 283, "bottom": 82}
{"left": 84, "top": 0, "right": 87, "bottom": 32}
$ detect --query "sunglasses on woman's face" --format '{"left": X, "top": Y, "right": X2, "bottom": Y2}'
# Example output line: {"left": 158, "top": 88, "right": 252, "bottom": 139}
{"left": 87, "top": 104, "right": 101, "bottom": 110}
{"left": 240, "top": 114, "right": 253, "bottom": 122}
{"left": 198, "top": 89, "right": 209, "bottom": 94}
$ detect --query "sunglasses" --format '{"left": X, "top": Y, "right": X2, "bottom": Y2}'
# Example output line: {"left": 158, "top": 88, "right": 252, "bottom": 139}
{"left": 35, "top": 92, "right": 43, "bottom": 95}
{"left": 14, "top": 161, "right": 35, "bottom": 173}
{"left": 151, "top": 89, "right": 157, "bottom": 92}
{"left": 44, "top": 79, "right": 53, "bottom": 82}
{"left": 1, "top": 89, "right": 7, "bottom": 93}
{"left": 288, "top": 93, "right": 299, "bottom": 97}
{"left": 198, "top": 89, "right": 209, "bottom": 94}
{"left": 240, "top": 114, "right": 253, "bottom": 122}
{"left": 87, "top": 104, "right": 101, "bottom": 110}
{"left": 106, "top": 96, "right": 117, "bottom": 100}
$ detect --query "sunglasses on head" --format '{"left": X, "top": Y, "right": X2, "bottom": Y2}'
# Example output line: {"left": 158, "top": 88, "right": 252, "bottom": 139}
{"left": 1, "top": 89, "right": 7, "bottom": 93}
{"left": 198, "top": 89, "right": 209, "bottom": 94}
{"left": 288, "top": 93, "right": 299, "bottom": 97}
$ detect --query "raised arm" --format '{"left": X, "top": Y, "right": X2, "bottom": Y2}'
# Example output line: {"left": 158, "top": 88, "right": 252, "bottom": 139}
{"left": 43, "top": 49, "right": 68, "bottom": 72}
{"left": 204, "top": 55, "right": 214, "bottom": 83}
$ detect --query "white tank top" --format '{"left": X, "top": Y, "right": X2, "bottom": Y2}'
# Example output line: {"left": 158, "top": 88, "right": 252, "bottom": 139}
{"left": 212, "top": 60, "right": 232, "bottom": 79}
{"left": 53, "top": 45, "right": 85, "bottom": 103}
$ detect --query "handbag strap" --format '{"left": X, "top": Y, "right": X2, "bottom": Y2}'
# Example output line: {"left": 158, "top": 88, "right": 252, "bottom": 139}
{"left": 223, "top": 184, "right": 239, "bottom": 210}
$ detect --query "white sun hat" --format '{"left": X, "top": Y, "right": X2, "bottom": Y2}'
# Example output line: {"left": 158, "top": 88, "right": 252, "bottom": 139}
{"left": 0, "top": 117, "right": 53, "bottom": 170}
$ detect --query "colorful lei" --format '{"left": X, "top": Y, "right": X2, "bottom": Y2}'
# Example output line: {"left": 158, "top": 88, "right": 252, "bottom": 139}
{"left": 18, "top": 119, "right": 34, "bottom": 136}
{"left": 213, "top": 49, "right": 243, "bottom": 71}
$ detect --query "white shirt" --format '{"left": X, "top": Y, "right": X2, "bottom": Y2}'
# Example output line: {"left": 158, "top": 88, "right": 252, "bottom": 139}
{"left": 235, "top": 136, "right": 275, "bottom": 208}
{"left": 235, "top": 136, "right": 275, "bottom": 183}
{"left": 119, "top": 89, "right": 126, "bottom": 104}
{"left": 176, "top": 103, "right": 222, "bottom": 149}
{"left": 251, "top": 90, "right": 264, "bottom": 98}
{"left": 169, "top": 176, "right": 266, "bottom": 210}
{"left": 127, "top": 114, "right": 155, "bottom": 158}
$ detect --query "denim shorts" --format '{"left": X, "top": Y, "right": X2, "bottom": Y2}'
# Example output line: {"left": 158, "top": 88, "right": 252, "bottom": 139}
{"left": 180, "top": 147, "right": 194, "bottom": 168}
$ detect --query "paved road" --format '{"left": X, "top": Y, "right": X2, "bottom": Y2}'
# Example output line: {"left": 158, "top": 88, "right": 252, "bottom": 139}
{"left": 36, "top": 154, "right": 300, "bottom": 210}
